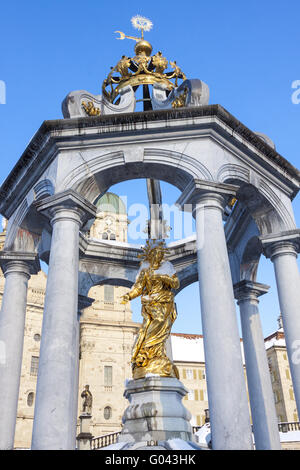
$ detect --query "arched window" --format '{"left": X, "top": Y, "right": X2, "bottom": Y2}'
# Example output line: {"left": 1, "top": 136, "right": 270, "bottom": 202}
{"left": 104, "top": 406, "right": 112, "bottom": 420}
{"left": 104, "top": 366, "right": 112, "bottom": 386}
{"left": 102, "top": 232, "right": 108, "bottom": 240}
{"left": 110, "top": 233, "right": 116, "bottom": 240}
{"left": 27, "top": 392, "right": 34, "bottom": 407}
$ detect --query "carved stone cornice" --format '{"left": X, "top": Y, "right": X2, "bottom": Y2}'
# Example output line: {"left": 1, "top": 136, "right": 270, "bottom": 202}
{"left": 176, "top": 179, "right": 239, "bottom": 214}
{"left": 0, "top": 251, "right": 40, "bottom": 276}
{"left": 1, "top": 105, "right": 299, "bottom": 219}
{"left": 35, "top": 190, "right": 97, "bottom": 228}
{"left": 234, "top": 280, "right": 270, "bottom": 304}
{"left": 260, "top": 229, "right": 300, "bottom": 260}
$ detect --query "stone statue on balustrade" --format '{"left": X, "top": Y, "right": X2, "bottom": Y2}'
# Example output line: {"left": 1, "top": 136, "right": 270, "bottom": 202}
{"left": 81, "top": 385, "right": 93, "bottom": 415}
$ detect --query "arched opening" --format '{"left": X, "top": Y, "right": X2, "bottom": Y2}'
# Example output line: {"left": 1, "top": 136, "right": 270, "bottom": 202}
{"left": 103, "top": 406, "right": 112, "bottom": 420}
{"left": 174, "top": 282, "right": 201, "bottom": 335}
{"left": 27, "top": 392, "right": 34, "bottom": 407}
{"left": 86, "top": 178, "right": 196, "bottom": 245}
{"left": 223, "top": 178, "right": 295, "bottom": 237}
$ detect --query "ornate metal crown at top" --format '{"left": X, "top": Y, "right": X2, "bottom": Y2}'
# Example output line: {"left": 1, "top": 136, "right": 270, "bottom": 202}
{"left": 102, "top": 16, "right": 187, "bottom": 103}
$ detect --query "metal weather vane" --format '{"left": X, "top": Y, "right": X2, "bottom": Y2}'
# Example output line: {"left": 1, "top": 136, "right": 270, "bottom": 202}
{"left": 115, "top": 15, "right": 153, "bottom": 42}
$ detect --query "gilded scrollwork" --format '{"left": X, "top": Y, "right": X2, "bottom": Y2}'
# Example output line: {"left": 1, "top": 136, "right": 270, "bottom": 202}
{"left": 82, "top": 101, "right": 101, "bottom": 116}
{"left": 115, "top": 55, "right": 132, "bottom": 77}
{"left": 169, "top": 61, "right": 186, "bottom": 87}
{"left": 102, "top": 17, "right": 186, "bottom": 103}
{"left": 172, "top": 87, "right": 188, "bottom": 108}
{"left": 151, "top": 51, "right": 168, "bottom": 75}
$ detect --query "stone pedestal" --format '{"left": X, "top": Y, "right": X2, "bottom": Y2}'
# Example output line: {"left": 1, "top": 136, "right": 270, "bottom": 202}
{"left": 118, "top": 376, "right": 193, "bottom": 445}
{"left": 76, "top": 414, "right": 93, "bottom": 450}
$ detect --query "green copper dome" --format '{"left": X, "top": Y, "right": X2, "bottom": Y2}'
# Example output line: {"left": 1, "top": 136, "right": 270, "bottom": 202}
{"left": 94, "top": 192, "right": 127, "bottom": 215}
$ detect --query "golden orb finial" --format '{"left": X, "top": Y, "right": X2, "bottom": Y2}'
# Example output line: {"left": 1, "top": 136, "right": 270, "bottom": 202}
{"left": 134, "top": 39, "right": 152, "bottom": 57}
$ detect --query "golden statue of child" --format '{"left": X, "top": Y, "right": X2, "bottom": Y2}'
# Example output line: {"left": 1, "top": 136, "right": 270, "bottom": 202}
{"left": 122, "top": 240, "right": 180, "bottom": 380}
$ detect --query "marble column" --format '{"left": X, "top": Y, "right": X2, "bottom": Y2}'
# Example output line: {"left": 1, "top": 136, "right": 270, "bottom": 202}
{"left": 31, "top": 191, "right": 96, "bottom": 450}
{"left": 234, "top": 280, "right": 281, "bottom": 450}
{"left": 177, "top": 181, "right": 253, "bottom": 450}
{"left": 261, "top": 231, "right": 300, "bottom": 418}
{"left": 0, "top": 252, "right": 39, "bottom": 449}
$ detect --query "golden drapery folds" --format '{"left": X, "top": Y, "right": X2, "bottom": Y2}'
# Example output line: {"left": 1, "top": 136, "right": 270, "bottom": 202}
{"left": 122, "top": 241, "right": 180, "bottom": 380}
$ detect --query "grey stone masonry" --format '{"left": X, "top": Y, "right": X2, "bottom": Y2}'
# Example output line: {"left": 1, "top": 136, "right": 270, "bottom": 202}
{"left": 178, "top": 182, "right": 253, "bottom": 450}
{"left": 234, "top": 280, "right": 281, "bottom": 450}
{"left": 0, "top": 252, "right": 39, "bottom": 450}
{"left": 31, "top": 191, "right": 96, "bottom": 450}
{"left": 119, "top": 376, "right": 193, "bottom": 444}
{"left": 260, "top": 230, "right": 300, "bottom": 421}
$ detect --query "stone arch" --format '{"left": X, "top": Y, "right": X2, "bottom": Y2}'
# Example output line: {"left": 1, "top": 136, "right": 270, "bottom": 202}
{"left": 4, "top": 199, "right": 40, "bottom": 253}
{"left": 240, "top": 235, "right": 262, "bottom": 282}
{"left": 4, "top": 178, "right": 56, "bottom": 253}
{"left": 78, "top": 270, "right": 136, "bottom": 297}
{"left": 221, "top": 174, "right": 295, "bottom": 236}
{"left": 258, "top": 179, "right": 295, "bottom": 232}
{"left": 33, "top": 179, "right": 55, "bottom": 201}
{"left": 228, "top": 250, "right": 241, "bottom": 286}
{"left": 58, "top": 148, "right": 213, "bottom": 205}
{"left": 57, "top": 147, "right": 295, "bottom": 239}
{"left": 175, "top": 264, "right": 198, "bottom": 294}
{"left": 217, "top": 163, "right": 250, "bottom": 185}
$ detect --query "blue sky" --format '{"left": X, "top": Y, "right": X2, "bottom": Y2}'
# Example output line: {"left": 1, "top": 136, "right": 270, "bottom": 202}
{"left": 0, "top": 0, "right": 299, "bottom": 336}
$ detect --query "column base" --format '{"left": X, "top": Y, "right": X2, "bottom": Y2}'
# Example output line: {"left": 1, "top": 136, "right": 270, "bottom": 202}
{"left": 116, "top": 376, "right": 196, "bottom": 446}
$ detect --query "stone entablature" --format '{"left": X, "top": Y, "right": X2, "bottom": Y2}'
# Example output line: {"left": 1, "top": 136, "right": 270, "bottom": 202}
{"left": 0, "top": 106, "right": 299, "bottom": 227}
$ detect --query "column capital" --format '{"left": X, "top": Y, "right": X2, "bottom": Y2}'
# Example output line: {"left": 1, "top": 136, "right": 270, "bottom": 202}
{"left": 0, "top": 251, "right": 40, "bottom": 277}
{"left": 176, "top": 179, "right": 238, "bottom": 213}
{"left": 234, "top": 280, "right": 270, "bottom": 304}
{"left": 35, "top": 189, "right": 97, "bottom": 228}
{"left": 260, "top": 230, "right": 300, "bottom": 261}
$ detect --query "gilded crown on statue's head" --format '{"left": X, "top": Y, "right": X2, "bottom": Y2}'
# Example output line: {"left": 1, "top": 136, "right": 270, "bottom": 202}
{"left": 138, "top": 239, "right": 170, "bottom": 264}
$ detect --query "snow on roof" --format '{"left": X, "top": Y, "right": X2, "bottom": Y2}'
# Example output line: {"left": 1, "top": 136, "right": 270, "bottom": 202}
{"left": 171, "top": 333, "right": 205, "bottom": 363}
{"left": 171, "top": 333, "right": 246, "bottom": 364}
{"left": 264, "top": 330, "right": 286, "bottom": 350}
{"left": 171, "top": 329, "right": 286, "bottom": 364}
{"left": 279, "top": 431, "right": 300, "bottom": 442}
{"left": 194, "top": 423, "right": 211, "bottom": 447}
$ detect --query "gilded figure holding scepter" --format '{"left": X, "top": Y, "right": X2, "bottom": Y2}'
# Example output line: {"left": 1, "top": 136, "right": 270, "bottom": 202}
{"left": 121, "top": 240, "right": 180, "bottom": 380}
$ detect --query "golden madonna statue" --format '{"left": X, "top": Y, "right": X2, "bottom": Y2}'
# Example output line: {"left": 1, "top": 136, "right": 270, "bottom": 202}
{"left": 122, "top": 240, "right": 180, "bottom": 380}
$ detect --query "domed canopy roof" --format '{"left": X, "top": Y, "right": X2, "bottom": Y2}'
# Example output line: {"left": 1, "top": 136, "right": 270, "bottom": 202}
{"left": 94, "top": 192, "right": 127, "bottom": 215}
